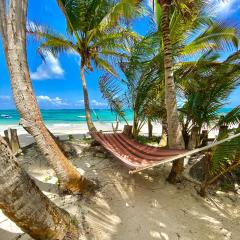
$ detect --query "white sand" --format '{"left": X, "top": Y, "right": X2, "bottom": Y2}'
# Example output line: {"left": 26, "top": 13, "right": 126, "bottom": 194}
{"left": 0, "top": 121, "right": 219, "bottom": 147}
{"left": 0, "top": 122, "right": 162, "bottom": 147}
{"left": 0, "top": 136, "right": 239, "bottom": 240}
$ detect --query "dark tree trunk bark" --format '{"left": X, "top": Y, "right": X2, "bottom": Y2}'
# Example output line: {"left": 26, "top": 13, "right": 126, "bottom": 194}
{"left": 132, "top": 110, "right": 139, "bottom": 138}
{"left": 188, "top": 126, "right": 200, "bottom": 150}
{"left": 80, "top": 64, "right": 97, "bottom": 132}
{"left": 0, "top": 135, "right": 79, "bottom": 240}
{"left": 159, "top": 0, "right": 185, "bottom": 183}
{"left": 159, "top": 117, "right": 168, "bottom": 147}
{"left": 148, "top": 118, "right": 153, "bottom": 139}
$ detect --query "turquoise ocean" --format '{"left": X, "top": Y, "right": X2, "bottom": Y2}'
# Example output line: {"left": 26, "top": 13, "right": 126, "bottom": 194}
{"left": 0, "top": 108, "right": 233, "bottom": 125}
{"left": 0, "top": 109, "right": 133, "bottom": 125}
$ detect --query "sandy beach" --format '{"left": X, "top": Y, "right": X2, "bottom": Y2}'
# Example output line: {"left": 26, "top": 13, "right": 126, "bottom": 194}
{"left": 0, "top": 0, "right": 239, "bottom": 238}
{"left": 0, "top": 121, "right": 220, "bottom": 148}
{"left": 0, "top": 127, "right": 239, "bottom": 240}
{"left": 0, "top": 122, "right": 162, "bottom": 147}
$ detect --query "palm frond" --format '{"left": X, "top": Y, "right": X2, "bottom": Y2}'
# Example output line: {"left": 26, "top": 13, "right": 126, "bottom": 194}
{"left": 182, "top": 21, "right": 239, "bottom": 55}
{"left": 94, "top": 57, "right": 117, "bottom": 76}
{"left": 217, "top": 106, "right": 240, "bottom": 127}
{"left": 57, "top": 0, "right": 113, "bottom": 34}
{"left": 177, "top": 49, "right": 240, "bottom": 130}
{"left": 209, "top": 129, "right": 240, "bottom": 181}
{"left": 99, "top": 0, "right": 144, "bottom": 31}
{"left": 99, "top": 74, "right": 128, "bottom": 123}
{"left": 92, "top": 29, "right": 140, "bottom": 51}
{"left": 27, "top": 23, "right": 77, "bottom": 58}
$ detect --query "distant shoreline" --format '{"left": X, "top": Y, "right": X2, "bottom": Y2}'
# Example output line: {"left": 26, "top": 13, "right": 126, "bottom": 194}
{"left": 0, "top": 108, "right": 234, "bottom": 147}
{"left": 0, "top": 109, "right": 134, "bottom": 125}
{"left": 0, "top": 120, "right": 222, "bottom": 148}
{"left": 0, "top": 108, "right": 234, "bottom": 125}
{"left": 0, "top": 108, "right": 231, "bottom": 146}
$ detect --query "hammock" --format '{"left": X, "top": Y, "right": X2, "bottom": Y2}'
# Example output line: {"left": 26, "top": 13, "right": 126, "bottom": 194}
{"left": 90, "top": 131, "right": 186, "bottom": 168}
{"left": 91, "top": 131, "right": 240, "bottom": 174}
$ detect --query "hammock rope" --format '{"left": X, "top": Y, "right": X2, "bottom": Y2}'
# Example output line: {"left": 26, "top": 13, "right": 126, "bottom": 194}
{"left": 130, "top": 132, "right": 240, "bottom": 174}
{"left": 90, "top": 131, "right": 240, "bottom": 175}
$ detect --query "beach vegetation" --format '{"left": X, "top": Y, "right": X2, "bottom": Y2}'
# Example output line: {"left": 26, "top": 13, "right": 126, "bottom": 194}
{"left": 178, "top": 51, "right": 240, "bottom": 148}
{"left": 100, "top": 2, "right": 239, "bottom": 185}
{"left": 100, "top": 0, "right": 239, "bottom": 183}
{"left": 99, "top": 32, "right": 166, "bottom": 138}
{"left": 28, "top": 0, "right": 141, "bottom": 132}
{"left": 199, "top": 128, "right": 240, "bottom": 196}
{"left": 154, "top": 0, "right": 240, "bottom": 183}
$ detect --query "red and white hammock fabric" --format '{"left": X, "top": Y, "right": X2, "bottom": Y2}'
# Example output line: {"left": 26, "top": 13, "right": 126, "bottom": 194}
{"left": 90, "top": 132, "right": 186, "bottom": 170}
{"left": 90, "top": 131, "right": 240, "bottom": 174}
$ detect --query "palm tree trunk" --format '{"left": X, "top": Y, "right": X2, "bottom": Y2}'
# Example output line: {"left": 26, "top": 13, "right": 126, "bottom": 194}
{"left": 159, "top": 119, "right": 168, "bottom": 147}
{"left": 159, "top": 0, "right": 185, "bottom": 183}
{"left": 132, "top": 109, "right": 139, "bottom": 138}
{"left": 0, "top": 136, "right": 79, "bottom": 240}
{"left": 148, "top": 118, "right": 153, "bottom": 139}
{"left": 218, "top": 125, "right": 229, "bottom": 140}
{"left": 80, "top": 64, "right": 96, "bottom": 132}
{"left": 0, "top": 0, "right": 86, "bottom": 193}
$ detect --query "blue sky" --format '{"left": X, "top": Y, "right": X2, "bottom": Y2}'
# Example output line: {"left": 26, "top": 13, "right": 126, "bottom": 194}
{"left": 0, "top": 0, "right": 239, "bottom": 109}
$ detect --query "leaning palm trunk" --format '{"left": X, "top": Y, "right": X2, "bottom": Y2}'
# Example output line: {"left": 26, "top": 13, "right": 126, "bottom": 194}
{"left": 0, "top": 0, "right": 86, "bottom": 193}
{"left": 159, "top": 0, "right": 185, "bottom": 183}
{"left": 0, "top": 136, "right": 79, "bottom": 240}
{"left": 80, "top": 64, "right": 97, "bottom": 131}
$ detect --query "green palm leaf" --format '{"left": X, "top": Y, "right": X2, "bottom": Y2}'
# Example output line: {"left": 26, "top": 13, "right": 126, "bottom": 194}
{"left": 209, "top": 129, "right": 240, "bottom": 182}
{"left": 217, "top": 106, "right": 240, "bottom": 127}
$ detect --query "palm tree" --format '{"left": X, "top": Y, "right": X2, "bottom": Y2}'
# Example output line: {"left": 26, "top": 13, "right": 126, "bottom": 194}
{"left": 0, "top": 0, "right": 87, "bottom": 193}
{"left": 153, "top": 0, "right": 239, "bottom": 182}
{"left": 101, "top": 5, "right": 239, "bottom": 181}
{"left": 154, "top": 0, "right": 203, "bottom": 182}
{"left": 100, "top": 31, "right": 166, "bottom": 137}
{"left": 28, "top": 0, "right": 140, "bottom": 132}
{"left": 0, "top": 135, "right": 79, "bottom": 240}
{"left": 156, "top": 0, "right": 184, "bottom": 151}
{"left": 178, "top": 50, "right": 240, "bottom": 148}
{"left": 100, "top": 7, "right": 239, "bottom": 132}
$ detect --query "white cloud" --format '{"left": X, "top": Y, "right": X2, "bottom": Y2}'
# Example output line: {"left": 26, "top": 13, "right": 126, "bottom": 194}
{"left": 37, "top": 96, "right": 52, "bottom": 101}
{"left": 0, "top": 95, "right": 14, "bottom": 108}
{"left": 210, "top": 0, "right": 239, "bottom": 15}
{"left": 74, "top": 99, "right": 108, "bottom": 107}
{"left": 78, "top": 99, "right": 84, "bottom": 104}
{"left": 74, "top": 99, "right": 84, "bottom": 107}
{"left": 37, "top": 95, "right": 68, "bottom": 106}
{"left": 91, "top": 99, "right": 108, "bottom": 107}
{"left": 30, "top": 53, "right": 64, "bottom": 80}
{"left": 0, "top": 95, "right": 11, "bottom": 100}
